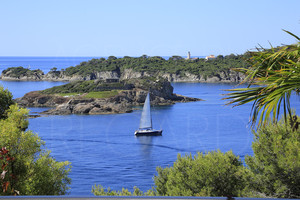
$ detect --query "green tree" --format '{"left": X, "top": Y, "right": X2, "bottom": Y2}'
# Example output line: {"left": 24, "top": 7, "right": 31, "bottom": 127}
{"left": 225, "top": 54, "right": 236, "bottom": 59}
{"left": 224, "top": 30, "right": 300, "bottom": 128}
{"left": 216, "top": 55, "right": 224, "bottom": 59}
{"left": 0, "top": 86, "right": 14, "bottom": 119}
{"left": 169, "top": 55, "right": 183, "bottom": 61}
{"left": 50, "top": 67, "right": 57, "bottom": 72}
{"left": 140, "top": 55, "right": 148, "bottom": 59}
{"left": 245, "top": 117, "right": 300, "bottom": 198}
{"left": 0, "top": 87, "right": 71, "bottom": 195}
{"left": 153, "top": 150, "right": 248, "bottom": 197}
{"left": 108, "top": 56, "right": 117, "bottom": 60}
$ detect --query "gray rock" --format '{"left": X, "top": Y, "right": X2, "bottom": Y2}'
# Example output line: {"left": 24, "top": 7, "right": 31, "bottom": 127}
{"left": 73, "top": 103, "right": 93, "bottom": 114}
{"left": 16, "top": 78, "right": 202, "bottom": 115}
{"left": 1, "top": 66, "right": 245, "bottom": 83}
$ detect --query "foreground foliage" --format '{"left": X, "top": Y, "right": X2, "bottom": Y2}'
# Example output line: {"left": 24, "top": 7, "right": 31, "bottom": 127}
{"left": 224, "top": 30, "right": 300, "bottom": 128}
{"left": 245, "top": 117, "right": 300, "bottom": 198}
{"left": 92, "top": 185, "right": 155, "bottom": 196}
{"left": 93, "top": 119, "right": 299, "bottom": 198}
{"left": 93, "top": 151, "right": 249, "bottom": 197}
{"left": 154, "top": 150, "right": 247, "bottom": 197}
{"left": 0, "top": 87, "right": 71, "bottom": 195}
{"left": 0, "top": 86, "right": 14, "bottom": 119}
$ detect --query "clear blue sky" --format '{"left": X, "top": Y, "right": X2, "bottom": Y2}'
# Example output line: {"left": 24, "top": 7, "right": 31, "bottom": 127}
{"left": 0, "top": 0, "right": 299, "bottom": 57}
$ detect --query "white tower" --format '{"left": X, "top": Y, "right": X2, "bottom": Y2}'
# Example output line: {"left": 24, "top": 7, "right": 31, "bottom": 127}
{"left": 187, "top": 51, "right": 191, "bottom": 59}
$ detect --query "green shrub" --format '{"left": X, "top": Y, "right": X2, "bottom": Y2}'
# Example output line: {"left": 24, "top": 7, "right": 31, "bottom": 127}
{"left": 154, "top": 150, "right": 248, "bottom": 197}
{"left": 83, "top": 90, "right": 119, "bottom": 99}
{"left": 0, "top": 85, "right": 14, "bottom": 119}
{"left": 92, "top": 185, "right": 155, "bottom": 196}
{"left": 245, "top": 117, "right": 300, "bottom": 198}
{"left": 0, "top": 87, "right": 71, "bottom": 195}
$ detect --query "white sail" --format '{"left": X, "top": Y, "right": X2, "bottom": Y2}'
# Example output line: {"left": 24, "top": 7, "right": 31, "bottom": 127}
{"left": 139, "top": 93, "right": 152, "bottom": 129}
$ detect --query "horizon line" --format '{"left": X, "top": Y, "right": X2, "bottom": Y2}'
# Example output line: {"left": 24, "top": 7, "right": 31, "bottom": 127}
{"left": 0, "top": 55, "right": 208, "bottom": 58}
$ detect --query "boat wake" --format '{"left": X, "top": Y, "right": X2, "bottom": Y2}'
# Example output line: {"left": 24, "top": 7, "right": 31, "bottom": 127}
{"left": 44, "top": 138, "right": 195, "bottom": 153}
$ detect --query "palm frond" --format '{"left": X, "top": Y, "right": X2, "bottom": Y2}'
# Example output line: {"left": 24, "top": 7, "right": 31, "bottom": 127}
{"left": 224, "top": 31, "right": 300, "bottom": 128}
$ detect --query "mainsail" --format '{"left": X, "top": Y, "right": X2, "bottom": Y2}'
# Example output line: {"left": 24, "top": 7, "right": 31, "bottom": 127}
{"left": 139, "top": 93, "right": 152, "bottom": 129}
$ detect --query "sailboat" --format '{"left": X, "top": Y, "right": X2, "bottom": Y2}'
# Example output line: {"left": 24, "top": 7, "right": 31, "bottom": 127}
{"left": 134, "top": 93, "right": 162, "bottom": 136}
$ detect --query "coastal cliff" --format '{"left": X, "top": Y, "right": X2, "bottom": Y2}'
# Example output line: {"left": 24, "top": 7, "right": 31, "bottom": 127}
{"left": 15, "top": 77, "right": 201, "bottom": 115}
{"left": 121, "top": 69, "right": 244, "bottom": 83}
{"left": 1, "top": 67, "right": 245, "bottom": 83}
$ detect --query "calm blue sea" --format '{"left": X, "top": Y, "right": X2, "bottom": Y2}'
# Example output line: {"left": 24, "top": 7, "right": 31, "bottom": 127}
{"left": 0, "top": 56, "right": 99, "bottom": 73}
{"left": 0, "top": 56, "right": 202, "bottom": 74}
{"left": 0, "top": 57, "right": 299, "bottom": 196}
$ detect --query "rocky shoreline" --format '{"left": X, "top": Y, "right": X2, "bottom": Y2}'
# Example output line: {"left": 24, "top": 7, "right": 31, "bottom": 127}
{"left": 16, "top": 90, "right": 200, "bottom": 115}
{"left": 15, "top": 78, "right": 202, "bottom": 115}
{"left": 0, "top": 67, "right": 245, "bottom": 83}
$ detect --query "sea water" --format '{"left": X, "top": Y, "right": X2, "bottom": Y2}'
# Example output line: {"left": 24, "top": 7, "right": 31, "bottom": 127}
{"left": 0, "top": 56, "right": 96, "bottom": 73}
{"left": 0, "top": 57, "right": 299, "bottom": 195}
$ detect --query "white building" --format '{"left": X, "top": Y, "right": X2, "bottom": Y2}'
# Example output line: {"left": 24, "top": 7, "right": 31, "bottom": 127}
{"left": 205, "top": 55, "right": 215, "bottom": 60}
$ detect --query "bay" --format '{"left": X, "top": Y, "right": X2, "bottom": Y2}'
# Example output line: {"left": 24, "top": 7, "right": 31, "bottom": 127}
{"left": 1, "top": 80, "right": 254, "bottom": 195}
{"left": 0, "top": 57, "right": 299, "bottom": 196}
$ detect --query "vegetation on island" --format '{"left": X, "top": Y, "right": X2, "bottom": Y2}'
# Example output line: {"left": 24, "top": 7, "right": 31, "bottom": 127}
{"left": 83, "top": 90, "right": 120, "bottom": 99}
{"left": 55, "top": 90, "right": 120, "bottom": 99}
{"left": 40, "top": 76, "right": 169, "bottom": 99}
{"left": 41, "top": 80, "right": 127, "bottom": 94}
{"left": 92, "top": 31, "right": 300, "bottom": 198}
{"left": 2, "top": 67, "right": 43, "bottom": 78}
{"left": 0, "top": 86, "right": 71, "bottom": 195}
{"left": 63, "top": 54, "right": 249, "bottom": 79}
{"left": 1, "top": 54, "right": 249, "bottom": 82}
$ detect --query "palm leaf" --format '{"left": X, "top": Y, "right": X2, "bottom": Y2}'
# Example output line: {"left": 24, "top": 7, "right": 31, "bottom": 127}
{"left": 224, "top": 31, "right": 300, "bottom": 128}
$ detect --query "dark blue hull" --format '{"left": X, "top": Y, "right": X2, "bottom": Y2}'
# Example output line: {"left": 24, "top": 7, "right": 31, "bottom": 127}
{"left": 134, "top": 129, "right": 162, "bottom": 136}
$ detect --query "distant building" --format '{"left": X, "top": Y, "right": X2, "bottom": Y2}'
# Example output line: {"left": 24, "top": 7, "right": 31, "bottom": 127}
{"left": 186, "top": 51, "right": 198, "bottom": 60}
{"left": 187, "top": 51, "right": 191, "bottom": 59}
{"left": 205, "top": 55, "right": 215, "bottom": 60}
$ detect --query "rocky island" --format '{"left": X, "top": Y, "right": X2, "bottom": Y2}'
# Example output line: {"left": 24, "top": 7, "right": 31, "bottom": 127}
{"left": 16, "top": 77, "right": 201, "bottom": 115}
{"left": 0, "top": 54, "right": 248, "bottom": 83}
{"left": 3, "top": 55, "right": 248, "bottom": 115}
